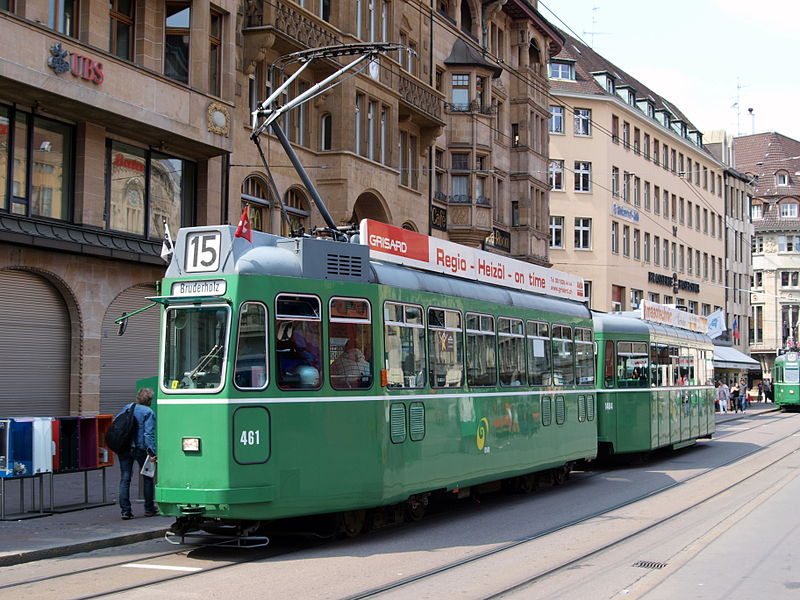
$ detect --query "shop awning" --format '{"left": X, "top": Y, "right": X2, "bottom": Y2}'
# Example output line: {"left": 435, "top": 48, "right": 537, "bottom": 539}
{"left": 713, "top": 346, "right": 761, "bottom": 370}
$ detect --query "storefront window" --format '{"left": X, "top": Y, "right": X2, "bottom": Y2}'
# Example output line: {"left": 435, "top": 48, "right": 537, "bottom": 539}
{"left": 3, "top": 107, "right": 73, "bottom": 220}
{"left": 107, "top": 141, "right": 195, "bottom": 239}
{"left": 31, "top": 118, "right": 71, "bottom": 220}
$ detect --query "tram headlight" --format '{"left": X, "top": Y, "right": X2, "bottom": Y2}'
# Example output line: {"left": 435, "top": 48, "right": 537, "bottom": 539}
{"left": 182, "top": 437, "right": 201, "bottom": 452}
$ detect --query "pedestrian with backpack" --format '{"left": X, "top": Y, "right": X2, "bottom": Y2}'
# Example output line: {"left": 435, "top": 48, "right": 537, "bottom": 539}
{"left": 114, "top": 387, "right": 157, "bottom": 520}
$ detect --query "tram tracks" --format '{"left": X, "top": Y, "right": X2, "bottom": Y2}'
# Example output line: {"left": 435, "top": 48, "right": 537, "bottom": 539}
{"left": 3, "top": 413, "right": 795, "bottom": 600}
{"left": 338, "top": 416, "right": 800, "bottom": 600}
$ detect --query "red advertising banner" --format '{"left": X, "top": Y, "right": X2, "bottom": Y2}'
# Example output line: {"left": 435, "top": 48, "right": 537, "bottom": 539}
{"left": 360, "top": 219, "right": 585, "bottom": 302}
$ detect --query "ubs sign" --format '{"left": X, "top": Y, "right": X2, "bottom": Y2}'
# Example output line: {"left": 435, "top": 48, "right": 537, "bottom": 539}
{"left": 47, "top": 42, "right": 104, "bottom": 85}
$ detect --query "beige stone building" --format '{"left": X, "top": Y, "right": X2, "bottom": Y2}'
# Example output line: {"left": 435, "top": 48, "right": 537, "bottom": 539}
{"left": 0, "top": 1, "right": 236, "bottom": 415}
{"left": 546, "top": 32, "right": 728, "bottom": 318}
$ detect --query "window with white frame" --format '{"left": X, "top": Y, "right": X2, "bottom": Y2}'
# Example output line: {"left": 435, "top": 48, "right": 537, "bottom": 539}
{"left": 549, "top": 160, "right": 564, "bottom": 191}
{"left": 549, "top": 62, "right": 574, "bottom": 80}
{"left": 574, "top": 108, "right": 591, "bottom": 136}
{"left": 643, "top": 232, "right": 650, "bottom": 262}
{"left": 633, "top": 229, "right": 640, "bottom": 260}
{"left": 574, "top": 217, "right": 591, "bottom": 249}
{"left": 781, "top": 201, "right": 798, "bottom": 218}
{"left": 574, "top": 161, "right": 591, "bottom": 192}
{"left": 622, "top": 225, "right": 630, "bottom": 257}
{"left": 549, "top": 105, "right": 564, "bottom": 134}
{"left": 777, "top": 172, "right": 789, "bottom": 186}
{"left": 550, "top": 216, "right": 564, "bottom": 248}
{"left": 752, "top": 202, "right": 762, "bottom": 219}
{"left": 611, "top": 167, "right": 620, "bottom": 197}
{"left": 611, "top": 221, "right": 619, "bottom": 254}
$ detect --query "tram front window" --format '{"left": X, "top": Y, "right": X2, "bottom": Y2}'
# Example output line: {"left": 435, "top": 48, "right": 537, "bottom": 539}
{"left": 163, "top": 305, "right": 229, "bottom": 391}
{"left": 786, "top": 366, "right": 800, "bottom": 384}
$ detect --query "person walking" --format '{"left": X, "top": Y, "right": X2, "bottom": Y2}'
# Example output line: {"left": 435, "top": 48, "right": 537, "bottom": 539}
{"left": 757, "top": 381, "right": 764, "bottom": 403}
{"left": 730, "top": 380, "right": 740, "bottom": 413}
{"left": 716, "top": 380, "right": 730, "bottom": 414}
{"left": 764, "top": 378, "right": 773, "bottom": 402}
{"left": 117, "top": 387, "right": 158, "bottom": 519}
{"left": 740, "top": 379, "right": 748, "bottom": 412}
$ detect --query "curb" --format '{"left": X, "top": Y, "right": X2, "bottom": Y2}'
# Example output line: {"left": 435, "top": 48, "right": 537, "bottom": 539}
{"left": 0, "top": 528, "right": 169, "bottom": 568}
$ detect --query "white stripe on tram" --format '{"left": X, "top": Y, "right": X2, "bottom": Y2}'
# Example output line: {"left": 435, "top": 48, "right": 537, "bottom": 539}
{"left": 156, "top": 385, "right": 713, "bottom": 405}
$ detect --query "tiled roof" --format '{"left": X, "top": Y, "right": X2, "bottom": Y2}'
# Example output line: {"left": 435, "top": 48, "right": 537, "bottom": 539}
{"left": 0, "top": 214, "right": 163, "bottom": 264}
{"left": 734, "top": 132, "right": 800, "bottom": 233}
{"left": 550, "top": 29, "right": 704, "bottom": 144}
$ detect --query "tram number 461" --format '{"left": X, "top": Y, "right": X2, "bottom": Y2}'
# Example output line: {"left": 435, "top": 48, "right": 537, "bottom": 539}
{"left": 240, "top": 430, "right": 261, "bottom": 445}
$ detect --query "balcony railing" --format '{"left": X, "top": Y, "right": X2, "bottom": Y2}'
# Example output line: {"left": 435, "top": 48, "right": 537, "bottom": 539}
{"left": 444, "top": 100, "right": 495, "bottom": 115}
{"left": 448, "top": 194, "right": 472, "bottom": 204}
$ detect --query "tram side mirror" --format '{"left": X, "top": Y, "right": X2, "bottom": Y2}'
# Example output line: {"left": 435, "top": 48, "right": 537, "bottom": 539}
{"left": 118, "top": 312, "right": 129, "bottom": 336}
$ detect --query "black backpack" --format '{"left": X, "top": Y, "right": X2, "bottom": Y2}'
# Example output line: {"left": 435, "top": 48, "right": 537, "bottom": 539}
{"left": 105, "top": 404, "right": 138, "bottom": 454}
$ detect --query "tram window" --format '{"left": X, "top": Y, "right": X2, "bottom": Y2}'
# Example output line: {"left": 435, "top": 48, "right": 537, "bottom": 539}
{"left": 551, "top": 325, "right": 574, "bottom": 386}
{"left": 669, "top": 346, "right": 680, "bottom": 386}
{"left": 466, "top": 313, "right": 496, "bottom": 387}
{"left": 575, "top": 328, "right": 595, "bottom": 385}
{"left": 499, "top": 317, "right": 525, "bottom": 386}
{"left": 650, "top": 343, "right": 670, "bottom": 387}
{"left": 275, "top": 294, "right": 322, "bottom": 390}
{"left": 786, "top": 365, "right": 799, "bottom": 384}
{"left": 383, "top": 302, "right": 425, "bottom": 388}
{"left": 329, "top": 298, "right": 372, "bottom": 390}
{"left": 678, "top": 347, "right": 693, "bottom": 385}
{"left": 163, "top": 304, "right": 229, "bottom": 392}
{"left": 234, "top": 302, "right": 268, "bottom": 390}
{"left": 616, "top": 341, "right": 648, "bottom": 388}
{"left": 428, "top": 307, "right": 463, "bottom": 388}
{"left": 603, "top": 340, "right": 615, "bottom": 388}
{"left": 527, "top": 321, "right": 552, "bottom": 386}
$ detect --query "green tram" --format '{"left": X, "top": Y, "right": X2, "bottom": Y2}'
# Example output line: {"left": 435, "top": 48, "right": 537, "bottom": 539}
{"left": 593, "top": 311, "right": 715, "bottom": 455}
{"left": 154, "top": 221, "right": 600, "bottom": 537}
{"left": 773, "top": 351, "right": 800, "bottom": 410}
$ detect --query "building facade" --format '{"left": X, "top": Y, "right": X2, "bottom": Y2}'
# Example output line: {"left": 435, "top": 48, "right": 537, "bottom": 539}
{"left": 735, "top": 132, "right": 800, "bottom": 376}
{"left": 0, "top": 1, "right": 236, "bottom": 415}
{"left": 0, "top": 1, "right": 565, "bottom": 416}
{"left": 236, "top": 0, "right": 562, "bottom": 266}
{"left": 546, "top": 32, "right": 729, "bottom": 318}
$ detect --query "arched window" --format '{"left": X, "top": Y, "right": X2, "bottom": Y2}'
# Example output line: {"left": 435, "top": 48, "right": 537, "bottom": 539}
{"left": 241, "top": 175, "right": 269, "bottom": 232}
{"left": 320, "top": 113, "right": 332, "bottom": 150}
{"left": 283, "top": 188, "right": 310, "bottom": 236}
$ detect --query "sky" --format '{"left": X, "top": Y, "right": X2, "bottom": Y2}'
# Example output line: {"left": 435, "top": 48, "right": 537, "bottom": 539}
{"left": 538, "top": 0, "right": 800, "bottom": 142}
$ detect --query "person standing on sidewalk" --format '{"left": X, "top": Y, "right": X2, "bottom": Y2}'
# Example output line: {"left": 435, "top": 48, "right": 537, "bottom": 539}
{"left": 117, "top": 388, "right": 158, "bottom": 520}
{"left": 730, "top": 381, "right": 740, "bottom": 413}
{"left": 716, "top": 380, "right": 730, "bottom": 413}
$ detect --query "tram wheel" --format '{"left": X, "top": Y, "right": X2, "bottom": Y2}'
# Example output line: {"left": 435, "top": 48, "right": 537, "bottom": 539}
{"left": 515, "top": 473, "right": 537, "bottom": 494}
{"left": 405, "top": 498, "right": 427, "bottom": 522}
{"left": 340, "top": 510, "right": 367, "bottom": 538}
{"left": 553, "top": 465, "right": 570, "bottom": 486}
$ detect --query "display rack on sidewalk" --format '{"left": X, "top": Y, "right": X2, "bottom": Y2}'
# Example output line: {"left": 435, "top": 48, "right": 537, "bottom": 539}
{"left": 0, "top": 415, "right": 115, "bottom": 520}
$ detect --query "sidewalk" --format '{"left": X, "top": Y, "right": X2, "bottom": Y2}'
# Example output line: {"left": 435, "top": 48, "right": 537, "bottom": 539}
{"left": 0, "top": 401, "right": 780, "bottom": 568}
{"left": 0, "top": 461, "right": 172, "bottom": 567}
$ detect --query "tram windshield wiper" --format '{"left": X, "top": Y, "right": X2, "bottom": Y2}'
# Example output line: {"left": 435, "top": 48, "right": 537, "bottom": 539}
{"left": 186, "top": 344, "right": 223, "bottom": 381}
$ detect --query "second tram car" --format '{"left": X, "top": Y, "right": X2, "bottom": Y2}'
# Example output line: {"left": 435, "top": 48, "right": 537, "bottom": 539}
{"left": 593, "top": 310, "right": 715, "bottom": 455}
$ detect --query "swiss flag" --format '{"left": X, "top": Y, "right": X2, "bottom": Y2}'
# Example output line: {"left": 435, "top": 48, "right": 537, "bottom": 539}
{"left": 235, "top": 206, "right": 252, "bottom": 242}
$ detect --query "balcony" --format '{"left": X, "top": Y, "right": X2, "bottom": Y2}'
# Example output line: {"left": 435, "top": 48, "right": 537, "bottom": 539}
{"left": 447, "top": 195, "right": 492, "bottom": 247}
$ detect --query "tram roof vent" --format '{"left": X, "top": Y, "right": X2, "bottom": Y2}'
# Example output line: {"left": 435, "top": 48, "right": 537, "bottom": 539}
{"left": 276, "top": 237, "right": 373, "bottom": 283}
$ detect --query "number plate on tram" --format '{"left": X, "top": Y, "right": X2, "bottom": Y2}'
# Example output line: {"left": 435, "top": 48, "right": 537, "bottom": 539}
{"left": 185, "top": 231, "right": 222, "bottom": 273}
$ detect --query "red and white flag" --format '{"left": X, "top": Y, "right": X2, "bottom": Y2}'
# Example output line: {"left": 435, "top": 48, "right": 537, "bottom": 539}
{"left": 235, "top": 206, "right": 252, "bottom": 242}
